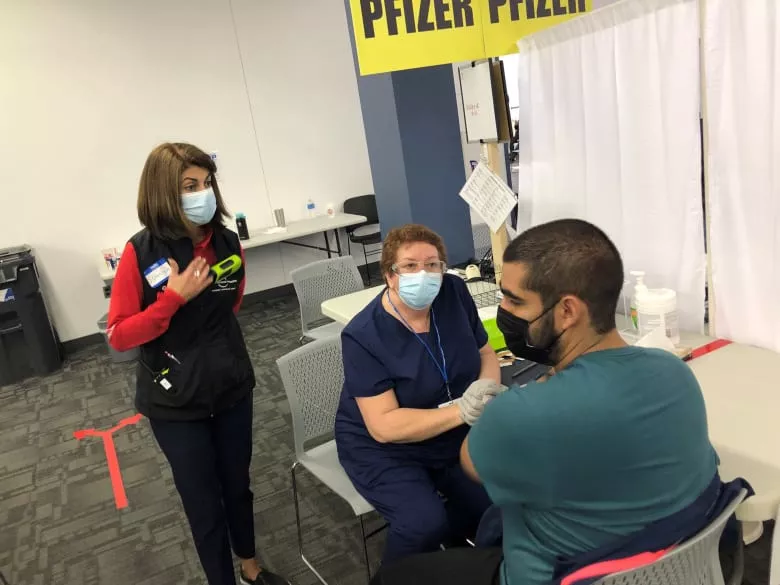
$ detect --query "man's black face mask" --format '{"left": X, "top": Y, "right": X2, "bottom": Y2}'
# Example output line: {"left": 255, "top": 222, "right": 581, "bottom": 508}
{"left": 496, "top": 301, "right": 563, "bottom": 366}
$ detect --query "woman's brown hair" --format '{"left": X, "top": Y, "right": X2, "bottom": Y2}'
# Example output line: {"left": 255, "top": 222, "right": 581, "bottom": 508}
{"left": 137, "top": 142, "right": 230, "bottom": 240}
{"left": 380, "top": 224, "right": 448, "bottom": 277}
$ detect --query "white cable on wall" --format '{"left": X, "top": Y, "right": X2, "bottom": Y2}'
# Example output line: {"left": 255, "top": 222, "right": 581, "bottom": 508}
{"left": 227, "top": 0, "right": 285, "bottom": 269}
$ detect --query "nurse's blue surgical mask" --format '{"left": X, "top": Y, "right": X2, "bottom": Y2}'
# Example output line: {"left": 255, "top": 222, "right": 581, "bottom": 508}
{"left": 181, "top": 187, "right": 217, "bottom": 226}
{"left": 397, "top": 271, "right": 442, "bottom": 310}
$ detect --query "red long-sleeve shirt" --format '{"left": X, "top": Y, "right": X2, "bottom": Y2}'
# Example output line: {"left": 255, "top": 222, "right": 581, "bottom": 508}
{"left": 107, "top": 230, "right": 246, "bottom": 352}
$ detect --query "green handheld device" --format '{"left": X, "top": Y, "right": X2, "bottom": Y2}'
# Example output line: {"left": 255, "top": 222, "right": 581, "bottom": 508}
{"left": 209, "top": 254, "right": 242, "bottom": 283}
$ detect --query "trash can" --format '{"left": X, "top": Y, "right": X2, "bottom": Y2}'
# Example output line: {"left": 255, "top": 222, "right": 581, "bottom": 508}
{"left": 97, "top": 314, "right": 139, "bottom": 363}
{"left": 0, "top": 245, "right": 62, "bottom": 385}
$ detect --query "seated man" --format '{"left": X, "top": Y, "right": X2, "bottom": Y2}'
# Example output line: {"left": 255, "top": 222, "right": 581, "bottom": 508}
{"left": 370, "top": 219, "right": 719, "bottom": 585}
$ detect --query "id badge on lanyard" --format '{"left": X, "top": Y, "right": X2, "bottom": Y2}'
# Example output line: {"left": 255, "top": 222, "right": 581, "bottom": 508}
{"left": 438, "top": 396, "right": 456, "bottom": 409}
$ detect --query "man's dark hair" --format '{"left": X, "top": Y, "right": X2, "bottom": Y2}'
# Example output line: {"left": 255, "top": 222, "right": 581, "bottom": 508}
{"left": 503, "top": 219, "right": 624, "bottom": 333}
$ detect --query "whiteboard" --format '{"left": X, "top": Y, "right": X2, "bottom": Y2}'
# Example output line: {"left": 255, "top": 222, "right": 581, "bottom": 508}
{"left": 459, "top": 62, "right": 498, "bottom": 143}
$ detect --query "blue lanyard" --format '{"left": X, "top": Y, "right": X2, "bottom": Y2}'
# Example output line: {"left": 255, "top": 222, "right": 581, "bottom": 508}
{"left": 387, "top": 291, "right": 452, "bottom": 402}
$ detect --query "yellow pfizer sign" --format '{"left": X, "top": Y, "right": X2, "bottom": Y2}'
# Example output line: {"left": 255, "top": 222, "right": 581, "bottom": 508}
{"left": 349, "top": 0, "right": 592, "bottom": 75}
{"left": 350, "top": 0, "right": 485, "bottom": 75}
{"left": 482, "top": 0, "right": 591, "bottom": 58}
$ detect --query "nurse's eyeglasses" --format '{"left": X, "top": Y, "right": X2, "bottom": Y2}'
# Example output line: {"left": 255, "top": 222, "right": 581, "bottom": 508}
{"left": 392, "top": 260, "right": 447, "bottom": 274}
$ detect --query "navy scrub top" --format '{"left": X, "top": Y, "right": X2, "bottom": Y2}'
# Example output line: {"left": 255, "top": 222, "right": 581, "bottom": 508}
{"left": 335, "top": 274, "right": 489, "bottom": 483}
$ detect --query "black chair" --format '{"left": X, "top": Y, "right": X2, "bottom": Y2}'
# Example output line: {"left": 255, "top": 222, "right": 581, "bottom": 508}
{"left": 343, "top": 195, "right": 382, "bottom": 284}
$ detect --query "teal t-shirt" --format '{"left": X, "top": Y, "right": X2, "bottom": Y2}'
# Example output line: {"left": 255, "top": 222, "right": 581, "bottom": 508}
{"left": 468, "top": 347, "right": 718, "bottom": 585}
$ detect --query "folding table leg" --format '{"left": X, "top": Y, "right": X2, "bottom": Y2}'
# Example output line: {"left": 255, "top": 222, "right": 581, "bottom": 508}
{"left": 323, "top": 232, "right": 332, "bottom": 259}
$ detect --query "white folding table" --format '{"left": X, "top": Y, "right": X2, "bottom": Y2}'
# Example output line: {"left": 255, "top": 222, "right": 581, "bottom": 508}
{"left": 685, "top": 342, "right": 780, "bottom": 534}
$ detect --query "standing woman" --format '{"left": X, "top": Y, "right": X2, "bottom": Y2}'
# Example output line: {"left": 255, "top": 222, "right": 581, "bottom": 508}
{"left": 107, "top": 143, "right": 289, "bottom": 585}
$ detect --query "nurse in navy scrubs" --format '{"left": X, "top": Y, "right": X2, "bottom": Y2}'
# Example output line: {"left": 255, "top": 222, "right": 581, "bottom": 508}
{"left": 335, "top": 224, "right": 503, "bottom": 564}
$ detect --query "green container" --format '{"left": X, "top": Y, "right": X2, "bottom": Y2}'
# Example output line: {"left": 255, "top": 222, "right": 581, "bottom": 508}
{"left": 483, "top": 317, "right": 507, "bottom": 351}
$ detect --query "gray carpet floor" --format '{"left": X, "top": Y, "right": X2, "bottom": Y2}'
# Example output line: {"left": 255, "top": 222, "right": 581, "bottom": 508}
{"left": 0, "top": 293, "right": 773, "bottom": 585}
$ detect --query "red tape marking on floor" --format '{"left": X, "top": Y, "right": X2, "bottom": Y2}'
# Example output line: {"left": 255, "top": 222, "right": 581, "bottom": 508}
{"left": 73, "top": 413, "right": 143, "bottom": 509}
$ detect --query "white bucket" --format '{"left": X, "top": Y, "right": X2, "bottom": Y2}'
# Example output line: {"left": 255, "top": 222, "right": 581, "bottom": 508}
{"left": 636, "top": 288, "right": 679, "bottom": 345}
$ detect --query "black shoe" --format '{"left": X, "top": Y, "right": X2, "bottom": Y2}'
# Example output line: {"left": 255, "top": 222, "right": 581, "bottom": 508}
{"left": 240, "top": 569, "right": 291, "bottom": 585}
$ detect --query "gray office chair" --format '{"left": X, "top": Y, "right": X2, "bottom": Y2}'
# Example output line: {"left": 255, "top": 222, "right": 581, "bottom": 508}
{"left": 290, "top": 256, "right": 364, "bottom": 343}
{"left": 343, "top": 195, "right": 381, "bottom": 285}
{"left": 592, "top": 489, "right": 748, "bottom": 585}
{"left": 277, "top": 336, "right": 378, "bottom": 585}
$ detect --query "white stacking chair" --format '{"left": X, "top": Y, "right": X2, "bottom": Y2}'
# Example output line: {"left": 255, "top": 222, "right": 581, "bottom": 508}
{"left": 277, "top": 336, "right": 379, "bottom": 585}
{"left": 290, "top": 256, "right": 364, "bottom": 343}
{"left": 593, "top": 489, "right": 748, "bottom": 585}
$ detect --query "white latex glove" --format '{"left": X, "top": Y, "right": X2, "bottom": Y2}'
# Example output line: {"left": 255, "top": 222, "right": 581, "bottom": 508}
{"left": 458, "top": 379, "right": 507, "bottom": 425}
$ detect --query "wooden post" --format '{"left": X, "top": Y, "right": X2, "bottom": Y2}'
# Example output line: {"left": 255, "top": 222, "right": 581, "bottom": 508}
{"left": 483, "top": 142, "right": 510, "bottom": 284}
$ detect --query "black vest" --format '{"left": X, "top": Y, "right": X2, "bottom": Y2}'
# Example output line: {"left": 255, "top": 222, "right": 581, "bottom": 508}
{"left": 130, "top": 227, "right": 255, "bottom": 420}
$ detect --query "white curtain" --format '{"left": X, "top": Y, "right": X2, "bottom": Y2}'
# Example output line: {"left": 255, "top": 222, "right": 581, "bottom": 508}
{"left": 705, "top": 0, "right": 780, "bottom": 352}
{"left": 516, "top": 0, "right": 705, "bottom": 332}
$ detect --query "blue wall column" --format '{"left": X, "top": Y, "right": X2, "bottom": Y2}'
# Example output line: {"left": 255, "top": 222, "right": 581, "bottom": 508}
{"left": 344, "top": 5, "right": 475, "bottom": 265}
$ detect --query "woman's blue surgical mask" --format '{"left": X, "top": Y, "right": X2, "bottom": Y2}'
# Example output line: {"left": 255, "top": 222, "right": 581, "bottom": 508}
{"left": 181, "top": 187, "right": 217, "bottom": 226}
{"left": 397, "top": 271, "right": 442, "bottom": 310}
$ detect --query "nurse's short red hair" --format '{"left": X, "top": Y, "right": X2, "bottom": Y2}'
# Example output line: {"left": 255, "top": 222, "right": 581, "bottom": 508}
{"left": 381, "top": 224, "right": 448, "bottom": 277}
